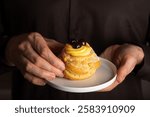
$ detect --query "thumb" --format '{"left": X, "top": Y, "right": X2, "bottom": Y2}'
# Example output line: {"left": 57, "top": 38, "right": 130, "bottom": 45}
{"left": 100, "top": 45, "right": 120, "bottom": 61}
{"left": 45, "top": 38, "right": 64, "bottom": 53}
{"left": 116, "top": 56, "right": 137, "bottom": 84}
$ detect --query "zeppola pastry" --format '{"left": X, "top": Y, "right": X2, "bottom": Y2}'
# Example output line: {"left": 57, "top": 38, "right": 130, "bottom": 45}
{"left": 61, "top": 39, "right": 100, "bottom": 80}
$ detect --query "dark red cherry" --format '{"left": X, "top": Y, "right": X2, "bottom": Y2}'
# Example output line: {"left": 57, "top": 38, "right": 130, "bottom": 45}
{"left": 69, "top": 38, "right": 86, "bottom": 49}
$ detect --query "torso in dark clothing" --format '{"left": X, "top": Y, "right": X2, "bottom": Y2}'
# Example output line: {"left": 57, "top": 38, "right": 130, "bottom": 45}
{"left": 1, "top": 0, "right": 150, "bottom": 99}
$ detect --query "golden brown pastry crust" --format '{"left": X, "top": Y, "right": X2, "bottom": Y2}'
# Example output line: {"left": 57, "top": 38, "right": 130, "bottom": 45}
{"left": 61, "top": 43, "right": 100, "bottom": 80}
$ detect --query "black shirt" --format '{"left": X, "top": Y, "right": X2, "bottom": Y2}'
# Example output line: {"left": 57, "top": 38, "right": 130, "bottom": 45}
{"left": 0, "top": 0, "right": 150, "bottom": 99}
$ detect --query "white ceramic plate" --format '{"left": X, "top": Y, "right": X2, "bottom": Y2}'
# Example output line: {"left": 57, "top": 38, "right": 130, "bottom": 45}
{"left": 47, "top": 57, "right": 117, "bottom": 93}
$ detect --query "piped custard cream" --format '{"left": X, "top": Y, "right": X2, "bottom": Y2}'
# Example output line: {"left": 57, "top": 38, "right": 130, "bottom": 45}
{"left": 61, "top": 42, "right": 100, "bottom": 80}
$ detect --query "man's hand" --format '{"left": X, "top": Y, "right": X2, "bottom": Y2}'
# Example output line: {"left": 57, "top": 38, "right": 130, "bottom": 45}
{"left": 100, "top": 44, "right": 144, "bottom": 91}
{"left": 5, "top": 32, "right": 65, "bottom": 86}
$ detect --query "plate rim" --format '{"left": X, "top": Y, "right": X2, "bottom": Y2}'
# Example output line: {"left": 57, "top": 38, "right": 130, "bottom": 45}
{"left": 47, "top": 57, "right": 117, "bottom": 93}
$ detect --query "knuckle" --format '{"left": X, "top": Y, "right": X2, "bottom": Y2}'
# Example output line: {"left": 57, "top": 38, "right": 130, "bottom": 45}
{"left": 28, "top": 33, "right": 34, "bottom": 40}
{"left": 31, "top": 78, "right": 37, "bottom": 84}
{"left": 32, "top": 78, "right": 45, "bottom": 86}
{"left": 39, "top": 71, "right": 45, "bottom": 78}
{"left": 24, "top": 63, "right": 32, "bottom": 72}
{"left": 17, "top": 42, "right": 30, "bottom": 52}
{"left": 34, "top": 57, "right": 42, "bottom": 66}
{"left": 40, "top": 47, "right": 48, "bottom": 57}
{"left": 29, "top": 32, "right": 41, "bottom": 37}
{"left": 18, "top": 43, "right": 25, "bottom": 50}
{"left": 23, "top": 73, "right": 28, "bottom": 79}
{"left": 51, "top": 60, "right": 59, "bottom": 69}
{"left": 30, "top": 77, "right": 37, "bottom": 85}
{"left": 23, "top": 73, "right": 33, "bottom": 83}
{"left": 32, "top": 32, "right": 40, "bottom": 35}
{"left": 49, "top": 59, "right": 55, "bottom": 65}
{"left": 28, "top": 32, "right": 42, "bottom": 41}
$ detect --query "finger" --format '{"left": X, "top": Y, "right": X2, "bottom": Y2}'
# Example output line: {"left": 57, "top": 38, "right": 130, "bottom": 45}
{"left": 100, "top": 80, "right": 119, "bottom": 92}
{"left": 100, "top": 48, "right": 112, "bottom": 61}
{"left": 100, "top": 45, "right": 120, "bottom": 61}
{"left": 116, "top": 56, "right": 137, "bottom": 83}
{"left": 100, "top": 55, "right": 137, "bottom": 92}
{"left": 45, "top": 38, "right": 64, "bottom": 53}
{"left": 28, "top": 32, "right": 65, "bottom": 71}
{"left": 17, "top": 55, "right": 56, "bottom": 81}
{"left": 23, "top": 73, "right": 46, "bottom": 86}
{"left": 22, "top": 43, "right": 64, "bottom": 77}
